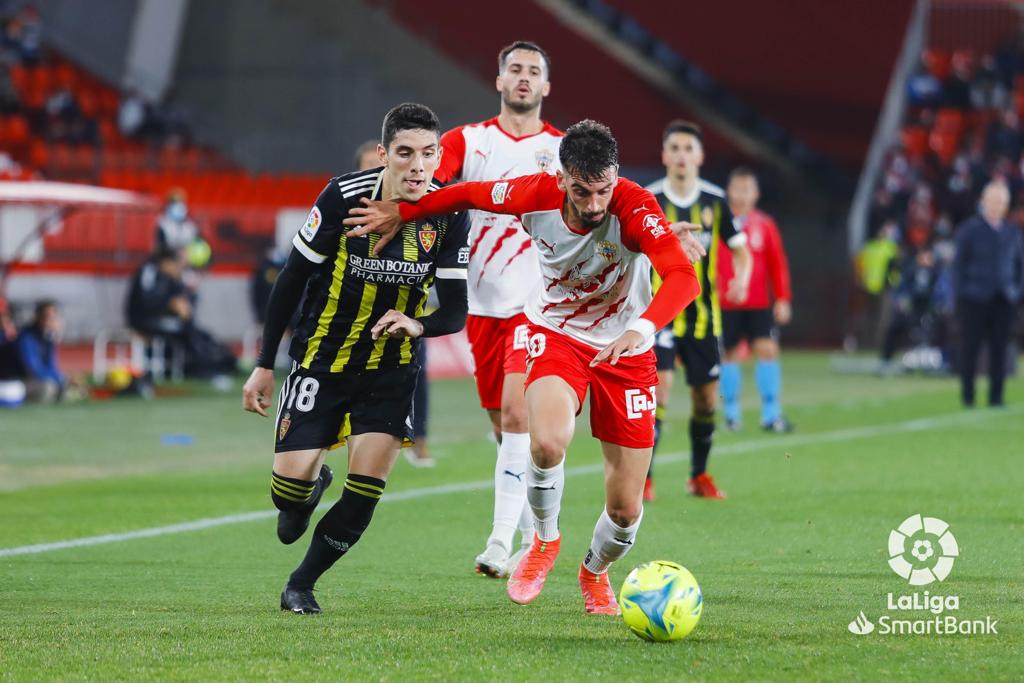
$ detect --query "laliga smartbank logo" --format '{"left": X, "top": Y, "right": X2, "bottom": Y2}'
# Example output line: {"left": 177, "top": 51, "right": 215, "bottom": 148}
{"left": 847, "top": 515, "right": 998, "bottom": 637}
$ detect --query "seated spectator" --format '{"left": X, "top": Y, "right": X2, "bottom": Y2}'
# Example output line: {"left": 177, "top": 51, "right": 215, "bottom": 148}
{"left": 16, "top": 299, "right": 66, "bottom": 403}
{"left": 0, "top": 297, "right": 26, "bottom": 407}
{"left": 127, "top": 248, "right": 192, "bottom": 339}
{"left": 881, "top": 246, "right": 941, "bottom": 365}
{"left": 126, "top": 249, "right": 237, "bottom": 379}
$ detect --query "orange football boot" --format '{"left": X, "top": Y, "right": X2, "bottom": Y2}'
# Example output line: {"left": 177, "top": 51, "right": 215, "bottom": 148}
{"left": 578, "top": 564, "right": 621, "bottom": 615}
{"left": 507, "top": 535, "right": 561, "bottom": 605}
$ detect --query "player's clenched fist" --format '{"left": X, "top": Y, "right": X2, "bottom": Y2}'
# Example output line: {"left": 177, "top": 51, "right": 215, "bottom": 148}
{"left": 242, "top": 366, "right": 275, "bottom": 417}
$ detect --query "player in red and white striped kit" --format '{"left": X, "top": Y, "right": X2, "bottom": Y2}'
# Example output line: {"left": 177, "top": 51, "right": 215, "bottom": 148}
{"left": 433, "top": 41, "right": 564, "bottom": 579}
{"left": 345, "top": 121, "right": 702, "bottom": 615}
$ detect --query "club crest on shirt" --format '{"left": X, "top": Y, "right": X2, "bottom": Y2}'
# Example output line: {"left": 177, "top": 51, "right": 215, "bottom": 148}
{"left": 701, "top": 205, "right": 715, "bottom": 229}
{"left": 535, "top": 148, "right": 555, "bottom": 172}
{"left": 597, "top": 240, "right": 618, "bottom": 261}
{"left": 418, "top": 225, "right": 437, "bottom": 252}
{"left": 278, "top": 411, "right": 292, "bottom": 441}
{"left": 301, "top": 206, "right": 321, "bottom": 241}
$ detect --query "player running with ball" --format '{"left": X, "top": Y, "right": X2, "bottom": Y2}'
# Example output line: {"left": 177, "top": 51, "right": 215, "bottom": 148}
{"left": 346, "top": 121, "right": 701, "bottom": 615}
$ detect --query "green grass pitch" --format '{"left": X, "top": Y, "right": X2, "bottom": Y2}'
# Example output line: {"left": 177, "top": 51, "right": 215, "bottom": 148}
{"left": 1, "top": 352, "right": 1021, "bottom": 681}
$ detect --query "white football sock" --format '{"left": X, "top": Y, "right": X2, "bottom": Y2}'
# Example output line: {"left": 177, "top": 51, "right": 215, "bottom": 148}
{"left": 517, "top": 497, "right": 534, "bottom": 547}
{"left": 583, "top": 507, "right": 643, "bottom": 575}
{"left": 527, "top": 459, "right": 564, "bottom": 542}
{"left": 486, "top": 431, "right": 531, "bottom": 553}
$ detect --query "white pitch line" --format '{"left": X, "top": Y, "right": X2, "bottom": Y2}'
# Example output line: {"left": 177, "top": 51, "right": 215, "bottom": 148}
{"left": 1, "top": 406, "right": 1017, "bottom": 559}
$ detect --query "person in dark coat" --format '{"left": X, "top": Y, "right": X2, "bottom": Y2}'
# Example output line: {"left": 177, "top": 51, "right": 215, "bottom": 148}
{"left": 953, "top": 181, "right": 1024, "bottom": 406}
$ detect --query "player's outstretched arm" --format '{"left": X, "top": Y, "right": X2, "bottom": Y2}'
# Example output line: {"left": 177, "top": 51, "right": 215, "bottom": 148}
{"left": 343, "top": 198, "right": 403, "bottom": 254}
{"left": 242, "top": 249, "right": 315, "bottom": 417}
{"left": 345, "top": 177, "right": 541, "bottom": 256}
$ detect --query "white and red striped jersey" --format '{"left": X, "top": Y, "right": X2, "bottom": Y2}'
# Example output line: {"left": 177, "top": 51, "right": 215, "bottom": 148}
{"left": 436, "top": 117, "right": 563, "bottom": 318}
{"left": 400, "top": 174, "right": 700, "bottom": 352}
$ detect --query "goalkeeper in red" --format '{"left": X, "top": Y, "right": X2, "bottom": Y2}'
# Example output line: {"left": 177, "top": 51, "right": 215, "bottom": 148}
{"left": 345, "top": 121, "right": 700, "bottom": 615}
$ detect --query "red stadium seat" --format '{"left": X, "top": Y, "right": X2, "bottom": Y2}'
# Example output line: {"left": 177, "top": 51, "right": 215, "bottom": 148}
{"left": 900, "top": 126, "right": 929, "bottom": 161}
{"left": 934, "top": 108, "right": 965, "bottom": 135}
{"left": 928, "top": 128, "right": 959, "bottom": 165}
{"left": 923, "top": 49, "right": 951, "bottom": 80}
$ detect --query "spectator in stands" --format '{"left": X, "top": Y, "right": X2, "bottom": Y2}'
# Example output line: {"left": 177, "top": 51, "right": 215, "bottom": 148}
{"left": 16, "top": 299, "right": 67, "bottom": 402}
{"left": 944, "top": 50, "right": 974, "bottom": 109}
{"left": 985, "top": 108, "right": 1022, "bottom": 164}
{"left": 953, "top": 180, "right": 1024, "bottom": 407}
{"left": 907, "top": 57, "right": 944, "bottom": 109}
{"left": 970, "top": 55, "right": 1009, "bottom": 111}
{"left": 1, "top": 5, "right": 41, "bottom": 65}
{"left": 0, "top": 296, "right": 26, "bottom": 407}
{"left": 44, "top": 86, "right": 97, "bottom": 145}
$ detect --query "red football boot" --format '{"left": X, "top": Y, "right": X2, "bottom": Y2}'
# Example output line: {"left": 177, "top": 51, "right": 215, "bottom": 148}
{"left": 687, "top": 472, "right": 727, "bottom": 499}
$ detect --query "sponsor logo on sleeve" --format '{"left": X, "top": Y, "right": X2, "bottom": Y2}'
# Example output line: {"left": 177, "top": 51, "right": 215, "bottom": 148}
{"left": 491, "top": 181, "right": 510, "bottom": 204}
{"left": 300, "top": 206, "right": 322, "bottom": 241}
{"left": 457, "top": 246, "right": 470, "bottom": 264}
{"left": 643, "top": 213, "right": 668, "bottom": 238}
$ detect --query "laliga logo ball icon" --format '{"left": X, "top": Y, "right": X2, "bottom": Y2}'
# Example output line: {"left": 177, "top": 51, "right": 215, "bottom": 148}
{"left": 888, "top": 514, "right": 958, "bottom": 586}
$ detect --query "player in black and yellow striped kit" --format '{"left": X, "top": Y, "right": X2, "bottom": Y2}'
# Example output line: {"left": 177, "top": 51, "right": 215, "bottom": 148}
{"left": 646, "top": 120, "right": 751, "bottom": 501}
{"left": 242, "top": 103, "right": 470, "bottom": 614}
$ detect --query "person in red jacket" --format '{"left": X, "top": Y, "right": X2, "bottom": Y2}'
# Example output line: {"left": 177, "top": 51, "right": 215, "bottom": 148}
{"left": 345, "top": 120, "right": 702, "bottom": 617}
{"left": 719, "top": 168, "right": 794, "bottom": 432}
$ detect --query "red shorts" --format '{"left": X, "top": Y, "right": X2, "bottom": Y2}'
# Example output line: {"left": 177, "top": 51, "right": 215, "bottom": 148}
{"left": 465, "top": 313, "right": 531, "bottom": 410}
{"left": 523, "top": 324, "right": 658, "bottom": 449}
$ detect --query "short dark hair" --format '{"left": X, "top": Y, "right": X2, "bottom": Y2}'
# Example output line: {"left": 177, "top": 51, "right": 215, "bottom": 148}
{"left": 380, "top": 103, "right": 441, "bottom": 149}
{"left": 498, "top": 40, "right": 550, "bottom": 77}
{"left": 728, "top": 166, "right": 758, "bottom": 184}
{"left": 662, "top": 119, "right": 702, "bottom": 144}
{"left": 559, "top": 120, "right": 619, "bottom": 182}
{"left": 34, "top": 299, "right": 57, "bottom": 320}
{"left": 353, "top": 139, "right": 379, "bottom": 168}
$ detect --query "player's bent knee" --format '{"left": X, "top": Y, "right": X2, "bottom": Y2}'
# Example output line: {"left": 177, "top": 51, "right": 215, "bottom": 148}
{"left": 530, "top": 434, "right": 568, "bottom": 467}
{"left": 606, "top": 503, "right": 642, "bottom": 528}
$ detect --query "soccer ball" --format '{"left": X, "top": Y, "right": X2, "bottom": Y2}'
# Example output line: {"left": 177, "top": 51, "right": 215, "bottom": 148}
{"left": 619, "top": 560, "right": 703, "bottom": 642}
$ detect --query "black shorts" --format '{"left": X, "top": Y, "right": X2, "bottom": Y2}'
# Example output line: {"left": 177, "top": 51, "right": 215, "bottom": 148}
{"left": 654, "top": 327, "right": 721, "bottom": 387}
{"left": 274, "top": 362, "right": 418, "bottom": 453}
{"left": 721, "top": 308, "right": 776, "bottom": 350}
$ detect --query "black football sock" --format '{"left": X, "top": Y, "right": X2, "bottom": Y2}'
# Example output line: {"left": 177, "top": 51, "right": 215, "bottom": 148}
{"left": 689, "top": 411, "right": 715, "bottom": 478}
{"left": 288, "top": 474, "right": 385, "bottom": 589}
{"left": 270, "top": 471, "right": 317, "bottom": 511}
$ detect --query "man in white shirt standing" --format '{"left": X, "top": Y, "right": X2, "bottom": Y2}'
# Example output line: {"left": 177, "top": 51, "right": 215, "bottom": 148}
{"left": 433, "top": 41, "right": 563, "bottom": 578}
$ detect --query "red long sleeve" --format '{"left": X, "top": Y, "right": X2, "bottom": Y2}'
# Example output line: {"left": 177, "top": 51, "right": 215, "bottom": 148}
{"left": 612, "top": 179, "right": 700, "bottom": 328}
{"left": 766, "top": 217, "right": 792, "bottom": 302}
{"left": 399, "top": 173, "right": 558, "bottom": 222}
